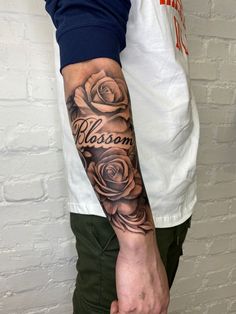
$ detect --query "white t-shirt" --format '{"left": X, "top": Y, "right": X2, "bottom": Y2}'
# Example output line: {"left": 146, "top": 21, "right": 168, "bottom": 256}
{"left": 55, "top": 0, "right": 200, "bottom": 228}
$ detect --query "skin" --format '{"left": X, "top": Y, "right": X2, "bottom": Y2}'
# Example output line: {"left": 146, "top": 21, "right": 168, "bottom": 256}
{"left": 62, "top": 58, "right": 170, "bottom": 314}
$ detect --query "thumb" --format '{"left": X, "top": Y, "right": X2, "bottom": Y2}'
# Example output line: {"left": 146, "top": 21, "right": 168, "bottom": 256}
{"left": 110, "top": 300, "right": 119, "bottom": 314}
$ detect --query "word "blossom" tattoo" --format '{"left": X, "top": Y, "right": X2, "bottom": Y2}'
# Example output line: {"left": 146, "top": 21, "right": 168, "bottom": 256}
{"left": 66, "top": 70, "right": 153, "bottom": 234}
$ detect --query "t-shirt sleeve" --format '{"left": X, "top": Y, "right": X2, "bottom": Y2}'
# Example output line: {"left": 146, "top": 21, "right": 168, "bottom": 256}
{"left": 45, "top": 0, "right": 131, "bottom": 71}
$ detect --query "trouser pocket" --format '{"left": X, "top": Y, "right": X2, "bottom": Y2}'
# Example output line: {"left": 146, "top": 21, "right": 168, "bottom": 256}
{"left": 70, "top": 213, "right": 119, "bottom": 313}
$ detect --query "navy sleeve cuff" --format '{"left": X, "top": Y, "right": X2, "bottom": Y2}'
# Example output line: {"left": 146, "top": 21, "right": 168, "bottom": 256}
{"left": 57, "top": 27, "right": 122, "bottom": 72}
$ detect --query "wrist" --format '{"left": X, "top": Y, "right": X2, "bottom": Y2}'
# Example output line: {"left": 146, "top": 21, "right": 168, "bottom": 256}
{"left": 115, "top": 227, "right": 159, "bottom": 257}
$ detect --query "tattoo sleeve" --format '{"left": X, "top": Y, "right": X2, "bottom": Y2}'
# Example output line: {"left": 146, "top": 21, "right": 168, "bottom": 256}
{"left": 66, "top": 69, "right": 154, "bottom": 234}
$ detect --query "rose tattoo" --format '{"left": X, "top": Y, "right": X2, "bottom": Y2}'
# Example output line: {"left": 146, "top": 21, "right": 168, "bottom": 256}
{"left": 66, "top": 70, "right": 153, "bottom": 234}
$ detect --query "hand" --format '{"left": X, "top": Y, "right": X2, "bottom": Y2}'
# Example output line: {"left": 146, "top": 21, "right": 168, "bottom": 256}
{"left": 110, "top": 235, "right": 170, "bottom": 314}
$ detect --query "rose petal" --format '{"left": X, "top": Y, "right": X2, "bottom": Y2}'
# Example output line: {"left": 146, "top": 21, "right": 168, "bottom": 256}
{"left": 103, "top": 162, "right": 124, "bottom": 182}
{"left": 103, "top": 199, "right": 119, "bottom": 215}
{"left": 85, "top": 70, "right": 106, "bottom": 102}
{"left": 109, "top": 108, "right": 130, "bottom": 122}
{"left": 87, "top": 162, "right": 96, "bottom": 185}
{"left": 74, "top": 87, "right": 94, "bottom": 116}
{"left": 116, "top": 79, "right": 129, "bottom": 103}
{"left": 117, "top": 198, "right": 138, "bottom": 215}
{"left": 95, "top": 163, "right": 107, "bottom": 187}
{"left": 90, "top": 101, "right": 126, "bottom": 113}
{"left": 100, "top": 80, "right": 122, "bottom": 102}
{"left": 94, "top": 183, "right": 122, "bottom": 197}
{"left": 125, "top": 184, "right": 142, "bottom": 199}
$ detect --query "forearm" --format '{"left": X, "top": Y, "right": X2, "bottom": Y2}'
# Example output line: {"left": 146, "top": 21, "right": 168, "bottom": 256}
{"left": 62, "top": 58, "right": 157, "bottom": 252}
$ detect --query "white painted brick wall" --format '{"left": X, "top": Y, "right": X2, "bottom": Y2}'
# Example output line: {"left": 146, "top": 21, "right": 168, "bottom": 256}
{"left": 0, "top": 2, "right": 76, "bottom": 313}
{"left": 0, "top": 1, "right": 235, "bottom": 314}
{"left": 169, "top": 1, "right": 236, "bottom": 313}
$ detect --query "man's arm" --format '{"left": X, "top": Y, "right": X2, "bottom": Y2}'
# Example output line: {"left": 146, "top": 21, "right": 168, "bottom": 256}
{"left": 64, "top": 59, "right": 154, "bottom": 234}
{"left": 45, "top": 0, "right": 169, "bottom": 312}
{"left": 63, "top": 59, "right": 169, "bottom": 314}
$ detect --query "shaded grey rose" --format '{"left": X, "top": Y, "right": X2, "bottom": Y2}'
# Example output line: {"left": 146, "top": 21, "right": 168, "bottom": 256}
{"left": 87, "top": 147, "right": 142, "bottom": 216}
{"left": 84, "top": 70, "right": 129, "bottom": 114}
{"left": 73, "top": 70, "right": 129, "bottom": 115}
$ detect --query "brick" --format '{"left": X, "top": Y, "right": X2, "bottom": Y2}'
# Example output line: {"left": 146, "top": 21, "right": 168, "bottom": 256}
{"left": 0, "top": 71, "right": 27, "bottom": 99}
{"left": 198, "top": 181, "right": 236, "bottom": 201}
{"left": 0, "top": 152, "right": 64, "bottom": 177}
{"left": 213, "top": 0, "right": 236, "bottom": 17}
{"left": 202, "top": 200, "right": 230, "bottom": 218}
{"left": 50, "top": 264, "right": 76, "bottom": 282}
{"left": 213, "top": 164, "right": 236, "bottom": 182}
{"left": 186, "top": 16, "right": 236, "bottom": 40}
{"left": 191, "top": 83, "right": 208, "bottom": 104}
{"left": 48, "top": 128, "right": 63, "bottom": 149}
{"left": 207, "top": 40, "right": 229, "bottom": 59}
{"left": 0, "top": 20, "right": 24, "bottom": 42}
{"left": 0, "top": 201, "right": 65, "bottom": 228}
{"left": 231, "top": 200, "right": 236, "bottom": 216}
{"left": 230, "top": 234, "right": 236, "bottom": 252}
{"left": 174, "top": 259, "right": 196, "bottom": 278}
{"left": 29, "top": 44, "right": 54, "bottom": 71}
{"left": 184, "top": 239, "right": 207, "bottom": 257}
{"left": 230, "top": 42, "right": 236, "bottom": 61}
{"left": 25, "top": 18, "right": 53, "bottom": 44}
{"left": 192, "top": 202, "right": 206, "bottom": 220}
{"left": 199, "top": 126, "right": 215, "bottom": 145}
{"left": 210, "top": 87, "right": 234, "bottom": 105}
{"left": 198, "top": 146, "right": 236, "bottom": 164}
{"left": 189, "top": 217, "right": 236, "bottom": 239}
{"left": 196, "top": 165, "right": 214, "bottom": 184}
{"left": 47, "top": 303, "right": 73, "bottom": 314}
{"left": 183, "top": 0, "right": 211, "bottom": 16}
{"left": 54, "top": 240, "right": 76, "bottom": 260}
{"left": 38, "top": 222, "right": 73, "bottom": 242}
{"left": 185, "top": 307, "right": 207, "bottom": 314}
{"left": 220, "top": 63, "right": 236, "bottom": 81}
{"left": 230, "top": 268, "right": 236, "bottom": 281}
{"left": 168, "top": 294, "right": 194, "bottom": 312}
{"left": 0, "top": 184, "right": 3, "bottom": 202}
{"left": 196, "top": 253, "right": 236, "bottom": 274}
{"left": 193, "top": 283, "right": 236, "bottom": 305}
{"left": 0, "top": 105, "right": 60, "bottom": 128}
{"left": 1, "top": 224, "right": 43, "bottom": 248}
{"left": 0, "top": 42, "right": 28, "bottom": 70}
{"left": 230, "top": 299, "right": 236, "bottom": 312}
{"left": 188, "top": 37, "right": 205, "bottom": 59}
{"left": 5, "top": 270, "right": 49, "bottom": 293}
{"left": 190, "top": 62, "right": 217, "bottom": 80}
{"left": 0, "top": 284, "right": 72, "bottom": 311}
{"left": 0, "top": 250, "right": 43, "bottom": 273}
{"left": 5, "top": 127, "right": 49, "bottom": 151}
{"left": 172, "top": 275, "right": 203, "bottom": 295}
{"left": 4, "top": 179, "right": 44, "bottom": 201}
{"left": 47, "top": 177, "right": 68, "bottom": 199}
{"left": 0, "top": 130, "right": 5, "bottom": 152}
{"left": 208, "top": 237, "right": 230, "bottom": 254}
{"left": 198, "top": 107, "right": 236, "bottom": 124}
{"left": 31, "top": 77, "right": 57, "bottom": 100}
{"left": 0, "top": 0, "right": 46, "bottom": 15}
{"left": 208, "top": 301, "right": 228, "bottom": 314}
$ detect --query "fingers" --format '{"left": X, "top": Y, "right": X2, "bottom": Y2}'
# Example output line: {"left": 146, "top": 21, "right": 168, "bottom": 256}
{"left": 110, "top": 300, "right": 119, "bottom": 314}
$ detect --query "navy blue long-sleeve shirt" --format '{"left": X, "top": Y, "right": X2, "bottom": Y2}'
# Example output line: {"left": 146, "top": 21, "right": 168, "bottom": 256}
{"left": 45, "top": 0, "right": 131, "bottom": 71}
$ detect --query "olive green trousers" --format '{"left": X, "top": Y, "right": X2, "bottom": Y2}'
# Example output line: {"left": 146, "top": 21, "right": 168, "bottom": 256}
{"left": 70, "top": 213, "right": 191, "bottom": 314}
